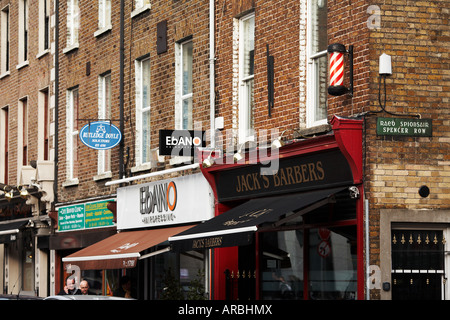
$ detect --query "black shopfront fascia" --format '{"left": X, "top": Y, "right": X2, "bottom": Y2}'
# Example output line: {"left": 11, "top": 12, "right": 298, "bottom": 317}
{"left": 170, "top": 148, "right": 356, "bottom": 251}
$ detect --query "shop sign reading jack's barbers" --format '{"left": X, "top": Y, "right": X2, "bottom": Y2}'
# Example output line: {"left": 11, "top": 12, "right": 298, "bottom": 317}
{"left": 116, "top": 173, "right": 214, "bottom": 230}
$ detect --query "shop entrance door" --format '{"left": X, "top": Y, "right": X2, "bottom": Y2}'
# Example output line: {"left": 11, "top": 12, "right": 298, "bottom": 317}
{"left": 391, "top": 229, "right": 445, "bottom": 300}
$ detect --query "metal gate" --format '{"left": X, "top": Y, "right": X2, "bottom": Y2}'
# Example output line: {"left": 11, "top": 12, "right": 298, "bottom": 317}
{"left": 391, "top": 230, "right": 445, "bottom": 300}
{"left": 225, "top": 269, "right": 256, "bottom": 300}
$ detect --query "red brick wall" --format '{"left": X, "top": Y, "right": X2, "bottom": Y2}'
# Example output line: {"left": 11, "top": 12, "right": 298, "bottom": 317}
{"left": 0, "top": 0, "right": 54, "bottom": 185}
{"left": 57, "top": 0, "right": 211, "bottom": 201}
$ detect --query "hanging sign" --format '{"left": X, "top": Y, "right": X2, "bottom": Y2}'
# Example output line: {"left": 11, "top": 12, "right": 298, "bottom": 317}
{"left": 376, "top": 117, "right": 432, "bottom": 137}
{"left": 159, "top": 130, "right": 205, "bottom": 156}
{"left": 79, "top": 121, "right": 122, "bottom": 150}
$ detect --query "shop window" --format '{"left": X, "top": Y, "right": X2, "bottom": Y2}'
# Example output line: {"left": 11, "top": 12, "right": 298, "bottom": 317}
{"left": 22, "top": 229, "right": 34, "bottom": 293}
{"left": 391, "top": 229, "right": 445, "bottom": 300}
{"left": 260, "top": 225, "right": 357, "bottom": 300}
{"left": 308, "top": 226, "right": 357, "bottom": 300}
{"left": 261, "top": 230, "right": 304, "bottom": 300}
{"left": 154, "top": 250, "right": 206, "bottom": 300}
{"left": 307, "top": 0, "right": 328, "bottom": 127}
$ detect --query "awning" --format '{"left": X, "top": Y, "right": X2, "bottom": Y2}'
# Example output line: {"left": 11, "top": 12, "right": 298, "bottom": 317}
{"left": 169, "top": 187, "right": 347, "bottom": 251}
{"left": 0, "top": 220, "right": 28, "bottom": 243}
{"left": 62, "top": 224, "right": 195, "bottom": 270}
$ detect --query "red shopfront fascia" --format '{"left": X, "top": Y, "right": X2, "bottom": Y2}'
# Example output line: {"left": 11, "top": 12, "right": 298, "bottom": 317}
{"left": 198, "top": 116, "right": 364, "bottom": 300}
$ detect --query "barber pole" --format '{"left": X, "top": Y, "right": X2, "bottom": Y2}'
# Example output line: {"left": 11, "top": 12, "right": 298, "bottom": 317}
{"left": 327, "top": 43, "right": 353, "bottom": 96}
{"left": 329, "top": 51, "right": 344, "bottom": 86}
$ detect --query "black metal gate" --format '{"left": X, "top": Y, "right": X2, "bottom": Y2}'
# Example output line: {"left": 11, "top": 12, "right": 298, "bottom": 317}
{"left": 391, "top": 230, "right": 445, "bottom": 300}
{"left": 225, "top": 269, "right": 256, "bottom": 300}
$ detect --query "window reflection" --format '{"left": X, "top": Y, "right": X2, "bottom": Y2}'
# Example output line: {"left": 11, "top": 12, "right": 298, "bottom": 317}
{"left": 309, "top": 227, "right": 357, "bottom": 300}
{"left": 260, "top": 225, "right": 357, "bottom": 300}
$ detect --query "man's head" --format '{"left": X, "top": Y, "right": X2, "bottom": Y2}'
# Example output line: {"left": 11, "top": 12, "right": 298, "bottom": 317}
{"left": 80, "top": 280, "right": 90, "bottom": 295}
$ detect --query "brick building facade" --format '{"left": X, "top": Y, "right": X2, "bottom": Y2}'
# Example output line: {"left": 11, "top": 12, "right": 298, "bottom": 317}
{"left": 0, "top": 0, "right": 447, "bottom": 300}
{"left": 0, "top": 0, "right": 55, "bottom": 296}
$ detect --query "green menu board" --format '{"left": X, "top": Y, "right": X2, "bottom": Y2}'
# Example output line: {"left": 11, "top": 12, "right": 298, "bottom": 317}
{"left": 58, "top": 200, "right": 114, "bottom": 231}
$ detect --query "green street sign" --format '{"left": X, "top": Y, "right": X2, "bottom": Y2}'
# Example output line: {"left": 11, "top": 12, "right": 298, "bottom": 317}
{"left": 58, "top": 204, "right": 84, "bottom": 231}
{"left": 58, "top": 200, "right": 114, "bottom": 231}
{"left": 376, "top": 117, "right": 432, "bottom": 137}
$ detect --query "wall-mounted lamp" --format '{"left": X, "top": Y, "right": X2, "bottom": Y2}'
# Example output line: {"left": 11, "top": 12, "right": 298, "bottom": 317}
{"left": 328, "top": 43, "right": 353, "bottom": 96}
{"left": 3, "top": 186, "right": 13, "bottom": 202}
{"left": 271, "top": 129, "right": 303, "bottom": 149}
{"left": 202, "top": 151, "right": 216, "bottom": 168}
{"left": 271, "top": 130, "right": 288, "bottom": 149}
{"left": 233, "top": 145, "right": 244, "bottom": 162}
{"left": 18, "top": 185, "right": 29, "bottom": 199}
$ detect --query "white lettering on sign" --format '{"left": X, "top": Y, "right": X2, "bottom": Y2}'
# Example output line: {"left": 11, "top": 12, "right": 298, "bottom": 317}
{"left": 110, "top": 242, "right": 139, "bottom": 253}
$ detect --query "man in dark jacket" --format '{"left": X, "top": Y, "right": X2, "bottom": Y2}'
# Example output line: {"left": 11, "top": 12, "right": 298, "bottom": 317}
{"left": 58, "top": 277, "right": 81, "bottom": 295}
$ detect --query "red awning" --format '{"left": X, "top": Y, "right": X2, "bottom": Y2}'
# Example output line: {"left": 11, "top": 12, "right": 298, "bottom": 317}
{"left": 62, "top": 225, "right": 195, "bottom": 270}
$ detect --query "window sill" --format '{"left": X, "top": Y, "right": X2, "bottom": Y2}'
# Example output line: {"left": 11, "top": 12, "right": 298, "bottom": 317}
{"left": 131, "top": 4, "right": 151, "bottom": 19}
{"left": 63, "top": 43, "right": 79, "bottom": 54}
{"left": 131, "top": 162, "right": 153, "bottom": 174}
{"left": 169, "top": 156, "right": 193, "bottom": 166}
{"left": 94, "top": 25, "right": 112, "bottom": 38}
{"left": 16, "top": 60, "right": 29, "bottom": 70}
{"left": 62, "top": 178, "right": 79, "bottom": 188}
{"left": 36, "top": 49, "right": 50, "bottom": 59}
{"left": 0, "top": 71, "right": 10, "bottom": 79}
{"left": 301, "top": 123, "right": 332, "bottom": 136}
{"left": 94, "top": 171, "right": 112, "bottom": 181}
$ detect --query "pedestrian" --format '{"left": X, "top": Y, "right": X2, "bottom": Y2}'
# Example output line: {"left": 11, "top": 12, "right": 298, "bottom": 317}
{"left": 79, "top": 279, "right": 94, "bottom": 295}
{"left": 58, "top": 277, "right": 81, "bottom": 295}
{"left": 113, "top": 276, "right": 136, "bottom": 298}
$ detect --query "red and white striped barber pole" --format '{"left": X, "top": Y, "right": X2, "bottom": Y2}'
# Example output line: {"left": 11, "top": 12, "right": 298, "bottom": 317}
{"left": 329, "top": 51, "right": 344, "bottom": 86}
{"left": 327, "top": 43, "right": 353, "bottom": 96}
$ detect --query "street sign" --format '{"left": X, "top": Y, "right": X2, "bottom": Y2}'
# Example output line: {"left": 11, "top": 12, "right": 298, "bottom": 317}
{"left": 376, "top": 117, "right": 432, "bottom": 137}
{"left": 79, "top": 121, "right": 122, "bottom": 150}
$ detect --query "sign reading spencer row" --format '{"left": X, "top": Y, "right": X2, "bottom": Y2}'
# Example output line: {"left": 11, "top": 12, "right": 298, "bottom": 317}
{"left": 116, "top": 173, "right": 214, "bottom": 230}
{"left": 79, "top": 121, "right": 122, "bottom": 150}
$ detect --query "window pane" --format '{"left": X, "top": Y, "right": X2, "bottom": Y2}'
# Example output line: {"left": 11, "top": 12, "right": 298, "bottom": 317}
{"left": 182, "top": 41, "right": 193, "bottom": 96}
{"left": 311, "top": 0, "right": 327, "bottom": 54}
{"left": 142, "top": 59, "right": 150, "bottom": 109}
{"left": 244, "top": 78, "right": 254, "bottom": 131}
{"left": 308, "top": 226, "right": 357, "bottom": 300}
{"left": 261, "top": 230, "right": 304, "bottom": 300}
{"left": 142, "top": 109, "right": 150, "bottom": 163}
{"left": 72, "top": 89, "right": 79, "bottom": 130}
{"left": 182, "top": 97, "right": 193, "bottom": 130}
{"left": 314, "top": 55, "right": 327, "bottom": 122}
{"left": 242, "top": 16, "right": 254, "bottom": 78}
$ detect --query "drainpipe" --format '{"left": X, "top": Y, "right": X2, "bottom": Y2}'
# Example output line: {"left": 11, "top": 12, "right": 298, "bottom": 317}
{"left": 209, "top": 0, "right": 215, "bottom": 148}
{"left": 119, "top": 0, "right": 125, "bottom": 179}
{"left": 53, "top": 0, "right": 59, "bottom": 205}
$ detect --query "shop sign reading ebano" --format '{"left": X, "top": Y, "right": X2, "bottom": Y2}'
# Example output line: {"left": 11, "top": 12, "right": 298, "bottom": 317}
{"left": 116, "top": 173, "right": 214, "bottom": 230}
{"left": 139, "top": 181, "right": 177, "bottom": 224}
